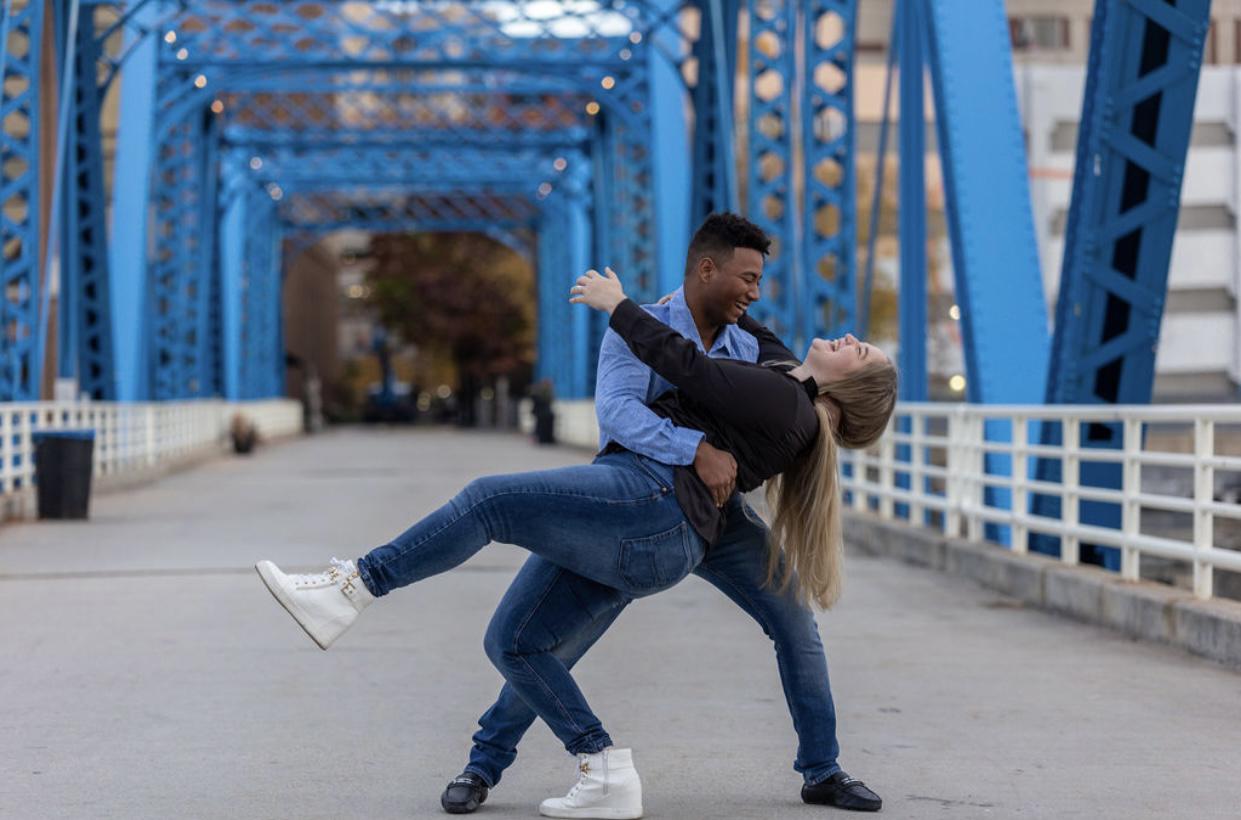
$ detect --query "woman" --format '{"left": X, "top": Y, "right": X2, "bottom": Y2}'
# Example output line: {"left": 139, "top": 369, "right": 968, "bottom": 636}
{"left": 256, "top": 267, "right": 897, "bottom": 818}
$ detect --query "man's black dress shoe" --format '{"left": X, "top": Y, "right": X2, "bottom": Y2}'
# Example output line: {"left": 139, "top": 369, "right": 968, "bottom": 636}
{"left": 801, "top": 771, "right": 882, "bottom": 812}
{"left": 441, "top": 771, "right": 489, "bottom": 814}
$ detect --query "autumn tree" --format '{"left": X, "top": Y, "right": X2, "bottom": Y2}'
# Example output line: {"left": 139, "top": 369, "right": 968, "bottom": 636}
{"left": 366, "top": 232, "right": 536, "bottom": 425}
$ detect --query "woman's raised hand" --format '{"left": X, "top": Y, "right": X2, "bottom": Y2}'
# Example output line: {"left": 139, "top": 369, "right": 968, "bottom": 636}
{"left": 569, "top": 267, "right": 627, "bottom": 314}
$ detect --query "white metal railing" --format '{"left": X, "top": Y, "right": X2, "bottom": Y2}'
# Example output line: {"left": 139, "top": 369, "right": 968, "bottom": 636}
{"left": 0, "top": 399, "right": 302, "bottom": 506}
{"left": 839, "top": 403, "right": 1241, "bottom": 601}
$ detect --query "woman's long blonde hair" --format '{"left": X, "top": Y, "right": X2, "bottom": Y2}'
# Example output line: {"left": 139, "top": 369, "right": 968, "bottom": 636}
{"left": 763, "top": 361, "right": 897, "bottom": 609}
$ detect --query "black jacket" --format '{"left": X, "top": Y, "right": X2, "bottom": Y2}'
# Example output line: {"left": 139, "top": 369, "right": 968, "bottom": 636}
{"left": 607, "top": 299, "right": 819, "bottom": 544}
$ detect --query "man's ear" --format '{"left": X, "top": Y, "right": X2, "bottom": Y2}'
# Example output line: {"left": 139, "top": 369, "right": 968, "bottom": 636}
{"left": 696, "top": 255, "right": 716, "bottom": 283}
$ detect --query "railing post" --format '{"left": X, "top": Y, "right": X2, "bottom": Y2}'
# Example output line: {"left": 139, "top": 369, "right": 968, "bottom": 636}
{"left": 967, "top": 411, "right": 984, "bottom": 542}
{"left": 0, "top": 409, "right": 11, "bottom": 495}
{"left": 910, "top": 410, "right": 925, "bottom": 527}
{"left": 945, "top": 406, "right": 962, "bottom": 536}
{"left": 1193, "top": 417, "right": 1215, "bottom": 598}
{"left": 145, "top": 405, "right": 156, "bottom": 468}
{"left": 1121, "top": 416, "right": 1142, "bottom": 581}
{"left": 879, "top": 422, "right": 895, "bottom": 519}
{"left": 1063, "top": 416, "right": 1080, "bottom": 565}
{"left": 19, "top": 407, "right": 33, "bottom": 490}
{"left": 1012, "top": 414, "right": 1028, "bottom": 553}
{"left": 852, "top": 446, "right": 867, "bottom": 511}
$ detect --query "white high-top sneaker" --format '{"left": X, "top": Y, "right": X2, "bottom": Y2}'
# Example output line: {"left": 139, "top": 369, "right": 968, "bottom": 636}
{"left": 539, "top": 747, "right": 643, "bottom": 819}
{"left": 255, "top": 557, "right": 374, "bottom": 650}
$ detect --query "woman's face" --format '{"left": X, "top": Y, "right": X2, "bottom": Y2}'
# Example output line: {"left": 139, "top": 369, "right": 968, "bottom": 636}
{"left": 803, "top": 333, "right": 888, "bottom": 384}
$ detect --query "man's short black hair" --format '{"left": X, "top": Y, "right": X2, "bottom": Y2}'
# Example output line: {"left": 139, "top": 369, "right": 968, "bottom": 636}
{"left": 684, "top": 212, "right": 771, "bottom": 277}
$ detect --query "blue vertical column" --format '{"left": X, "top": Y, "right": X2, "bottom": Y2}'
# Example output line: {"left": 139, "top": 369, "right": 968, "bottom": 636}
{"left": 588, "top": 123, "right": 615, "bottom": 390}
{"left": 745, "top": 0, "right": 799, "bottom": 344}
{"left": 150, "top": 110, "right": 211, "bottom": 399}
{"left": 689, "top": 0, "right": 739, "bottom": 226}
{"left": 897, "top": 0, "right": 927, "bottom": 401}
{"left": 603, "top": 60, "right": 660, "bottom": 305}
{"left": 891, "top": 0, "right": 926, "bottom": 522}
{"left": 564, "top": 188, "right": 593, "bottom": 399}
{"left": 0, "top": 0, "right": 45, "bottom": 399}
{"left": 240, "top": 190, "right": 280, "bottom": 398}
{"left": 800, "top": 0, "right": 857, "bottom": 345}
{"left": 535, "top": 204, "right": 571, "bottom": 396}
{"left": 217, "top": 168, "right": 246, "bottom": 401}
{"left": 266, "top": 224, "right": 285, "bottom": 398}
{"left": 923, "top": 0, "right": 1049, "bottom": 402}
{"left": 109, "top": 1, "right": 159, "bottom": 401}
{"left": 923, "top": 1, "right": 1050, "bottom": 546}
{"left": 60, "top": 4, "right": 116, "bottom": 399}
{"left": 650, "top": 0, "right": 691, "bottom": 299}
{"left": 197, "top": 109, "right": 222, "bottom": 396}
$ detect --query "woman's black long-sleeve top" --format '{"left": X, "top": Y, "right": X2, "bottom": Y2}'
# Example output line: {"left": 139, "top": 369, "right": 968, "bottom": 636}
{"left": 606, "top": 298, "right": 821, "bottom": 545}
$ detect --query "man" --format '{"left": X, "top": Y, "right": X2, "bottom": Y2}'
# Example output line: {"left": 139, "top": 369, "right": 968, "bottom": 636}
{"left": 440, "top": 213, "right": 881, "bottom": 816}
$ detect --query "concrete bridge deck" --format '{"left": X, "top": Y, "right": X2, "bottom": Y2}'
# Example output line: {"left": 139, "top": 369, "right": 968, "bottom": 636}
{"left": 2, "top": 429, "right": 1239, "bottom": 819}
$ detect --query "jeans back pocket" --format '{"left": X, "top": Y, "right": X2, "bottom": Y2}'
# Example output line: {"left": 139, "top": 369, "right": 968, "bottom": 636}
{"left": 617, "top": 521, "right": 694, "bottom": 595}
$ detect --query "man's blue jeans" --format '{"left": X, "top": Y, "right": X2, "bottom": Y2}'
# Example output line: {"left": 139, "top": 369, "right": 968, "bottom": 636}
{"left": 356, "top": 451, "right": 706, "bottom": 756}
{"left": 462, "top": 494, "right": 842, "bottom": 788}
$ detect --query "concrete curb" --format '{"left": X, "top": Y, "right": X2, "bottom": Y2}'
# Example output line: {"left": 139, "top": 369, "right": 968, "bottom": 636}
{"left": 843, "top": 511, "right": 1241, "bottom": 669}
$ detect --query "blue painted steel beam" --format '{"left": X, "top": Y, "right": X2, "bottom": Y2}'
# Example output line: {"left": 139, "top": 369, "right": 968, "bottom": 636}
{"left": 800, "top": 0, "right": 857, "bottom": 347}
{"left": 0, "top": 0, "right": 44, "bottom": 400}
{"left": 1034, "top": 0, "right": 1211, "bottom": 569}
{"left": 149, "top": 110, "right": 214, "bottom": 400}
{"left": 108, "top": 0, "right": 159, "bottom": 402}
{"left": 896, "top": 0, "right": 927, "bottom": 402}
{"left": 1048, "top": 0, "right": 1210, "bottom": 407}
{"left": 534, "top": 193, "right": 594, "bottom": 400}
{"left": 689, "top": 0, "right": 739, "bottom": 225}
{"left": 159, "top": 2, "right": 643, "bottom": 69}
{"left": 59, "top": 2, "right": 116, "bottom": 399}
{"left": 744, "top": 0, "right": 799, "bottom": 345}
{"left": 218, "top": 169, "right": 246, "bottom": 401}
{"left": 921, "top": 0, "right": 1050, "bottom": 547}
{"left": 199, "top": 109, "right": 223, "bottom": 397}
{"left": 276, "top": 190, "right": 542, "bottom": 233}
{"left": 234, "top": 147, "right": 587, "bottom": 194}
{"left": 649, "top": 0, "right": 691, "bottom": 299}
{"left": 923, "top": 1, "right": 1049, "bottom": 403}
{"left": 594, "top": 62, "right": 660, "bottom": 306}
{"left": 859, "top": 9, "right": 899, "bottom": 341}
{"left": 39, "top": 0, "right": 84, "bottom": 401}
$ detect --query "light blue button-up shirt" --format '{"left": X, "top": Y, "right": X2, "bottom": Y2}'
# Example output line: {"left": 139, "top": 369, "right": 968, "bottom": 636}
{"left": 595, "top": 287, "right": 759, "bottom": 465}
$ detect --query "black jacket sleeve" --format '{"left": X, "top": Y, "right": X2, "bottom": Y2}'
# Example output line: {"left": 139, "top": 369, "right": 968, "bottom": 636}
{"left": 608, "top": 299, "right": 802, "bottom": 431}
{"left": 737, "top": 313, "right": 800, "bottom": 367}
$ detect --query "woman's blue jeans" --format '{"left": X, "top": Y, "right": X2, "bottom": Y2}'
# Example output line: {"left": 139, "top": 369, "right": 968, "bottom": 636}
{"left": 355, "top": 451, "right": 706, "bottom": 756}
{"left": 462, "top": 495, "right": 843, "bottom": 788}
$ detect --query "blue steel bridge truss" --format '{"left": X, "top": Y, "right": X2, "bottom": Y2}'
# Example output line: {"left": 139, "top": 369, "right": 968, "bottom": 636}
{"left": 5, "top": 1, "right": 1208, "bottom": 476}
{"left": 10, "top": 0, "right": 863, "bottom": 404}
{"left": 2, "top": 1, "right": 1213, "bottom": 568}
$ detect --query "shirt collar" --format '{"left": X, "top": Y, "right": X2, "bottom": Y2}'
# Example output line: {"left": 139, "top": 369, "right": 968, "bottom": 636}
{"left": 668, "top": 287, "right": 737, "bottom": 356}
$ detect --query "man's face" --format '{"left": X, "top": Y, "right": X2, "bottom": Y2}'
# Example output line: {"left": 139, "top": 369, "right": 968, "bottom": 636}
{"left": 701, "top": 247, "right": 764, "bottom": 324}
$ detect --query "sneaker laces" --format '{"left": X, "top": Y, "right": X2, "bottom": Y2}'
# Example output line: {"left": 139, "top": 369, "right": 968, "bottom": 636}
{"left": 293, "top": 557, "right": 354, "bottom": 588}
{"left": 567, "top": 750, "right": 609, "bottom": 799}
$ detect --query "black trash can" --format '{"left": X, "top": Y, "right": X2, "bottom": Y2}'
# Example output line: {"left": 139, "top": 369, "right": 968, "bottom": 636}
{"left": 32, "top": 430, "right": 96, "bottom": 520}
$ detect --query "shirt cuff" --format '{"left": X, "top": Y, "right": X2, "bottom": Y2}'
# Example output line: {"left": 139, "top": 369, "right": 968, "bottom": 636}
{"left": 669, "top": 427, "right": 705, "bottom": 466}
